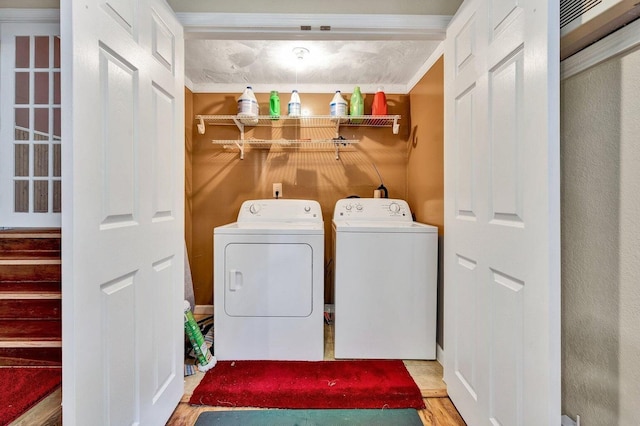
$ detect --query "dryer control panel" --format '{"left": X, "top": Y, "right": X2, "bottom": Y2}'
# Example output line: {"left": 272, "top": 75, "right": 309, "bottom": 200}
{"left": 238, "top": 199, "right": 323, "bottom": 222}
{"left": 333, "top": 198, "right": 412, "bottom": 221}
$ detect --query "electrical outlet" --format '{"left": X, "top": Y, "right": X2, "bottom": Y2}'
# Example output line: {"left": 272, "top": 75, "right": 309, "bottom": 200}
{"left": 273, "top": 183, "right": 283, "bottom": 199}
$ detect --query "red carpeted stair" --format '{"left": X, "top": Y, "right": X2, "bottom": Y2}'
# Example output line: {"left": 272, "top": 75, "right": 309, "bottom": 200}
{"left": 0, "top": 229, "right": 62, "bottom": 424}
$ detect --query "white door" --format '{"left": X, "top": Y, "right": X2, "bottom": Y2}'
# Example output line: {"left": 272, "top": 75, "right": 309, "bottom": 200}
{"left": 443, "top": 0, "right": 560, "bottom": 425}
{"left": 60, "top": 0, "right": 185, "bottom": 424}
{"left": 0, "top": 23, "right": 62, "bottom": 227}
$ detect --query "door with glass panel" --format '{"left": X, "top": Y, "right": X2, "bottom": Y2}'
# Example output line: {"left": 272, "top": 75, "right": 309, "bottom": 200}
{"left": 0, "top": 23, "right": 61, "bottom": 227}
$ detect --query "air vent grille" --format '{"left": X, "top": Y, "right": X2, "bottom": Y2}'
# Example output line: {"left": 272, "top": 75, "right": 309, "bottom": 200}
{"left": 561, "top": 0, "right": 603, "bottom": 28}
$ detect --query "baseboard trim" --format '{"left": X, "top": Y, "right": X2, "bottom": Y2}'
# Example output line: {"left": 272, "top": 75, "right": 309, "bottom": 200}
{"left": 436, "top": 344, "right": 444, "bottom": 365}
{"left": 194, "top": 304, "right": 214, "bottom": 316}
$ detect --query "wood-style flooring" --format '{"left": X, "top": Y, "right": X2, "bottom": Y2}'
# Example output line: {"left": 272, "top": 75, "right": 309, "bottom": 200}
{"left": 167, "top": 324, "right": 466, "bottom": 425}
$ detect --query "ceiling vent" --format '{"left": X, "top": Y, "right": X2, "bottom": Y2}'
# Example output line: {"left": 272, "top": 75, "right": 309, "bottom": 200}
{"left": 561, "top": 0, "right": 603, "bottom": 28}
{"left": 560, "top": 0, "right": 640, "bottom": 59}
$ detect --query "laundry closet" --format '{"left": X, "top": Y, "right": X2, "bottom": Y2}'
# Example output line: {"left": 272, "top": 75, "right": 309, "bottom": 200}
{"left": 185, "top": 60, "right": 446, "bottom": 347}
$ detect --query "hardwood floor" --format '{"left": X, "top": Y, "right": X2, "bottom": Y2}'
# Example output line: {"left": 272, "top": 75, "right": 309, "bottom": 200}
{"left": 9, "top": 386, "right": 62, "bottom": 426}
{"left": 167, "top": 324, "right": 466, "bottom": 425}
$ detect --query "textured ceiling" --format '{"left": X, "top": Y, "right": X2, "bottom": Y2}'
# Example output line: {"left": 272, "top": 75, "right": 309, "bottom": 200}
{"left": 174, "top": 0, "right": 463, "bottom": 93}
{"left": 185, "top": 39, "right": 443, "bottom": 92}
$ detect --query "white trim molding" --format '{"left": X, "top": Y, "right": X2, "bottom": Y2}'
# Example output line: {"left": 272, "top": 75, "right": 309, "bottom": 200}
{"left": 194, "top": 304, "right": 214, "bottom": 316}
{"left": 190, "top": 82, "right": 408, "bottom": 95}
{"left": 0, "top": 9, "right": 60, "bottom": 23}
{"left": 178, "top": 12, "right": 451, "bottom": 41}
{"left": 561, "top": 16, "right": 640, "bottom": 80}
{"left": 436, "top": 343, "right": 444, "bottom": 366}
{"left": 406, "top": 41, "right": 444, "bottom": 92}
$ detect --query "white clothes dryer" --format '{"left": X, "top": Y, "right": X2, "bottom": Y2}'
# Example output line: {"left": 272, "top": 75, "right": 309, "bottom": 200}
{"left": 214, "top": 199, "right": 324, "bottom": 361}
{"left": 332, "top": 198, "right": 438, "bottom": 359}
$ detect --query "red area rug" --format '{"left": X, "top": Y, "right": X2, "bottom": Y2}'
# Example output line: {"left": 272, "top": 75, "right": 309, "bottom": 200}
{"left": 189, "top": 360, "right": 425, "bottom": 409}
{"left": 0, "top": 367, "right": 62, "bottom": 425}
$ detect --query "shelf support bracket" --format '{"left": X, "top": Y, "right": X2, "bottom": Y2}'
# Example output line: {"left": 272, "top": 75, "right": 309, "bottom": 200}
{"left": 392, "top": 115, "right": 400, "bottom": 134}
{"left": 232, "top": 118, "right": 246, "bottom": 159}
{"left": 196, "top": 117, "right": 205, "bottom": 135}
{"left": 232, "top": 140, "right": 244, "bottom": 160}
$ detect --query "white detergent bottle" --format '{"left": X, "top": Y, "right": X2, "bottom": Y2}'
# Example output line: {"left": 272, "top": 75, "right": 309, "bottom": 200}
{"left": 237, "top": 86, "right": 259, "bottom": 125}
{"left": 288, "top": 90, "right": 301, "bottom": 117}
{"left": 329, "top": 90, "right": 348, "bottom": 122}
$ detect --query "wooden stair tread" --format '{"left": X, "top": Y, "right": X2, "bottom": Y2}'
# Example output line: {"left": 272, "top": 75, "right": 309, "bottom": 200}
{"left": 0, "top": 253, "right": 61, "bottom": 260}
{"left": 0, "top": 320, "right": 61, "bottom": 341}
{"left": 0, "top": 228, "right": 60, "bottom": 236}
{"left": 0, "top": 258, "right": 61, "bottom": 264}
{"left": 0, "top": 292, "right": 61, "bottom": 299}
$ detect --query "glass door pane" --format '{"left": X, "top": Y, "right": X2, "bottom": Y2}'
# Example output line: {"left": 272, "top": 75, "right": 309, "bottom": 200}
{"left": 9, "top": 34, "right": 61, "bottom": 216}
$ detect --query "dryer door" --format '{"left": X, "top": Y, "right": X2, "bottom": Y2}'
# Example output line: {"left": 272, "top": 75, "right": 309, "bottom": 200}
{"left": 224, "top": 243, "right": 313, "bottom": 317}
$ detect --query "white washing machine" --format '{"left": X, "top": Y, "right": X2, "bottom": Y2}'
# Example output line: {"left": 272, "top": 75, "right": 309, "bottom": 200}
{"left": 214, "top": 199, "right": 324, "bottom": 361}
{"left": 333, "top": 198, "right": 438, "bottom": 359}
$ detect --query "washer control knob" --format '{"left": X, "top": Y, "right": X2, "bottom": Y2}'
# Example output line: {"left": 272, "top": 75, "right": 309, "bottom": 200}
{"left": 249, "top": 203, "right": 261, "bottom": 214}
{"left": 304, "top": 205, "right": 311, "bottom": 213}
{"left": 356, "top": 204, "right": 363, "bottom": 211}
{"left": 389, "top": 202, "right": 401, "bottom": 213}
{"left": 345, "top": 204, "right": 353, "bottom": 211}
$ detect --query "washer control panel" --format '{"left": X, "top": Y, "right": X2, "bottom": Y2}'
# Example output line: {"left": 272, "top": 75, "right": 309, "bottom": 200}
{"left": 333, "top": 198, "right": 412, "bottom": 221}
{"left": 238, "top": 199, "right": 322, "bottom": 222}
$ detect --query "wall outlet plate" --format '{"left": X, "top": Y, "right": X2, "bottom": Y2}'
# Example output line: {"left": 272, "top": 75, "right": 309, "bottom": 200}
{"left": 273, "top": 183, "right": 282, "bottom": 198}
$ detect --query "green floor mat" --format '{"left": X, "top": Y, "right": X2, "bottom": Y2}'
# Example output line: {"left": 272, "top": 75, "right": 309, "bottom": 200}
{"left": 194, "top": 408, "right": 423, "bottom": 426}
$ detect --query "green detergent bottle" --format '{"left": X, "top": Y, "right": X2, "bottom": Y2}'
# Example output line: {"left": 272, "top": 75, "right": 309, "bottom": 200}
{"left": 269, "top": 90, "right": 280, "bottom": 119}
{"left": 350, "top": 86, "right": 364, "bottom": 123}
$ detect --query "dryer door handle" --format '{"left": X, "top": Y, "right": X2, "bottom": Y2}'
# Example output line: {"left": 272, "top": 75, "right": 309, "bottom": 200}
{"left": 229, "top": 269, "right": 243, "bottom": 291}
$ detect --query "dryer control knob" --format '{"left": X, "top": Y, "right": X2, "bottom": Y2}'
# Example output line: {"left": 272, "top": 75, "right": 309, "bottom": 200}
{"left": 249, "top": 203, "right": 261, "bottom": 214}
{"left": 304, "top": 205, "right": 311, "bottom": 212}
{"left": 356, "top": 204, "right": 363, "bottom": 211}
{"left": 389, "top": 202, "right": 401, "bottom": 213}
{"left": 345, "top": 204, "right": 353, "bottom": 211}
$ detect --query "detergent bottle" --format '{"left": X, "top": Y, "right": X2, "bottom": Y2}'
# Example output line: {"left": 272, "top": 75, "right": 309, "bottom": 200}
{"left": 349, "top": 86, "right": 364, "bottom": 123}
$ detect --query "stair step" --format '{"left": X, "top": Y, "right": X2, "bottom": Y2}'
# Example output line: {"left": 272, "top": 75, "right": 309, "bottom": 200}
{"left": 0, "top": 299, "right": 61, "bottom": 320}
{"left": 0, "top": 281, "right": 61, "bottom": 293}
{"left": 0, "top": 229, "right": 61, "bottom": 257}
{"left": 0, "top": 263, "right": 61, "bottom": 282}
{"left": 0, "top": 320, "right": 61, "bottom": 342}
{"left": 0, "top": 347, "right": 62, "bottom": 366}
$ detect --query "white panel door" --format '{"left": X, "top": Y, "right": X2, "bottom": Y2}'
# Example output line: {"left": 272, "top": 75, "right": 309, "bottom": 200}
{"left": 60, "top": 0, "right": 184, "bottom": 424}
{"left": 444, "top": 0, "right": 560, "bottom": 425}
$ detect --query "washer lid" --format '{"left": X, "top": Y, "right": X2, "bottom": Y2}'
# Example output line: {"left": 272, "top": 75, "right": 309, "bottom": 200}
{"left": 333, "top": 220, "right": 437, "bottom": 233}
{"left": 215, "top": 221, "right": 324, "bottom": 235}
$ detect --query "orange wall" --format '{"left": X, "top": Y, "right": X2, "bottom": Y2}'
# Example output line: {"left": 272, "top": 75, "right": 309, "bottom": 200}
{"left": 188, "top": 91, "right": 411, "bottom": 305}
{"left": 408, "top": 57, "right": 445, "bottom": 347}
